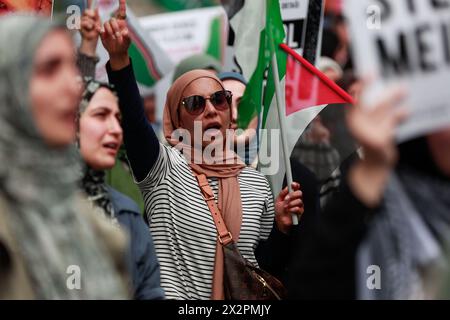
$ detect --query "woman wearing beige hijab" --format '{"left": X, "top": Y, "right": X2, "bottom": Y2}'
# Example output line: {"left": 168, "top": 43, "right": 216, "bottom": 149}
{"left": 100, "top": 8, "right": 303, "bottom": 300}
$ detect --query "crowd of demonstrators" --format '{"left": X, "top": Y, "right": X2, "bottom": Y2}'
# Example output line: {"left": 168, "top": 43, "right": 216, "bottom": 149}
{"left": 331, "top": 92, "right": 450, "bottom": 300}
{"left": 2, "top": 0, "right": 450, "bottom": 301}
{"left": 256, "top": 88, "right": 450, "bottom": 301}
{"left": 99, "top": 6, "right": 303, "bottom": 298}
{"left": 261, "top": 1, "right": 450, "bottom": 300}
{"left": 76, "top": 7, "right": 164, "bottom": 300}
{"left": 77, "top": 77, "right": 163, "bottom": 300}
{"left": 290, "top": 3, "right": 356, "bottom": 206}
{"left": 77, "top": 6, "right": 146, "bottom": 213}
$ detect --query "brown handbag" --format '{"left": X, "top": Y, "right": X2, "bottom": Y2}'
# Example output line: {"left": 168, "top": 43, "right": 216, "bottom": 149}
{"left": 195, "top": 174, "right": 287, "bottom": 300}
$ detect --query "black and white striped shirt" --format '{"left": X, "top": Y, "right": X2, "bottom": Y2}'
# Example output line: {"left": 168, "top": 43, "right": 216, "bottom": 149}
{"left": 137, "top": 144, "right": 275, "bottom": 300}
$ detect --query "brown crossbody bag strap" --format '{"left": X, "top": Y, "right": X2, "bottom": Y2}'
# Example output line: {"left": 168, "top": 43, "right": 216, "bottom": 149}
{"left": 194, "top": 173, "right": 233, "bottom": 245}
{"left": 194, "top": 172, "right": 287, "bottom": 300}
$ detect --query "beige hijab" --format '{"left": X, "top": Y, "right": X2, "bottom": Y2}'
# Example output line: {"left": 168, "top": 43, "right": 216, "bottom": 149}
{"left": 163, "top": 70, "right": 245, "bottom": 299}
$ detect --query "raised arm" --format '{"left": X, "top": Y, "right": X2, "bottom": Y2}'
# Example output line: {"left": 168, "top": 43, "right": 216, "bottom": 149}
{"left": 77, "top": 5, "right": 101, "bottom": 78}
{"left": 100, "top": 2, "right": 159, "bottom": 181}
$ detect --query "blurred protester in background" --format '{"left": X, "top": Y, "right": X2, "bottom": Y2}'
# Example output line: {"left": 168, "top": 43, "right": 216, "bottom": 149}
{"left": 77, "top": 1, "right": 101, "bottom": 78}
{"left": 77, "top": 78, "right": 164, "bottom": 300}
{"left": 338, "top": 71, "right": 363, "bottom": 105}
{"left": 172, "top": 53, "right": 222, "bottom": 82}
{"left": 290, "top": 56, "right": 344, "bottom": 204}
{"left": 318, "top": 56, "right": 343, "bottom": 83}
{"left": 281, "top": 82, "right": 450, "bottom": 299}
{"left": 0, "top": 14, "right": 128, "bottom": 299}
{"left": 324, "top": 0, "right": 343, "bottom": 17}
{"left": 218, "top": 72, "right": 258, "bottom": 167}
{"left": 353, "top": 121, "right": 450, "bottom": 299}
{"left": 322, "top": 6, "right": 352, "bottom": 71}
{"left": 142, "top": 88, "right": 160, "bottom": 133}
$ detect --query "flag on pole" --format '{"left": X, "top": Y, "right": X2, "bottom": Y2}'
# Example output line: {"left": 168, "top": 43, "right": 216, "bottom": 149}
{"left": 261, "top": 43, "right": 354, "bottom": 195}
{"left": 282, "top": 43, "right": 354, "bottom": 115}
{"left": 221, "top": 0, "right": 284, "bottom": 196}
{"left": 282, "top": 42, "right": 356, "bottom": 205}
{"left": 224, "top": 0, "right": 354, "bottom": 196}
{"left": 223, "top": 0, "right": 285, "bottom": 131}
{"left": 221, "top": 0, "right": 291, "bottom": 195}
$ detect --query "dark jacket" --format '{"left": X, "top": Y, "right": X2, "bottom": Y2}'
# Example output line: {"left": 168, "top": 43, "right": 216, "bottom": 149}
{"left": 256, "top": 159, "right": 322, "bottom": 297}
{"left": 257, "top": 155, "right": 372, "bottom": 299}
{"left": 107, "top": 187, "right": 165, "bottom": 300}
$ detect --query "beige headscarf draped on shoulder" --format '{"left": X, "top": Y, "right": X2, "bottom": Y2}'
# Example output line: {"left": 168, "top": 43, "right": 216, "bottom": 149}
{"left": 163, "top": 70, "right": 245, "bottom": 299}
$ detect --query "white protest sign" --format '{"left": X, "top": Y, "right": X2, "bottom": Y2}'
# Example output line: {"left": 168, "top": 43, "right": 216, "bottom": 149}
{"left": 346, "top": 0, "right": 450, "bottom": 141}
{"left": 280, "top": 0, "right": 309, "bottom": 53}
{"left": 139, "top": 6, "right": 228, "bottom": 65}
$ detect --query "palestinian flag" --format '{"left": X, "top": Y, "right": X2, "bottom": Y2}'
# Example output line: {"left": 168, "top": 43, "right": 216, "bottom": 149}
{"left": 124, "top": 6, "right": 172, "bottom": 88}
{"left": 224, "top": 0, "right": 353, "bottom": 196}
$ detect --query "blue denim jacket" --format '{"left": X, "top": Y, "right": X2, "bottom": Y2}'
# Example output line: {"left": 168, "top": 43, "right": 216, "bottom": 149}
{"left": 107, "top": 186, "right": 165, "bottom": 300}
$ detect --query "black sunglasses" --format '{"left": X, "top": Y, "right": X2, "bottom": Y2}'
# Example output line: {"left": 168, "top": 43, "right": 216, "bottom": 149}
{"left": 181, "top": 90, "right": 232, "bottom": 116}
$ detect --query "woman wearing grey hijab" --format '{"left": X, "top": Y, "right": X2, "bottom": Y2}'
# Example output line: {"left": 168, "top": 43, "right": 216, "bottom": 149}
{"left": 0, "top": 14, "right": 128, "bottom": 299}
